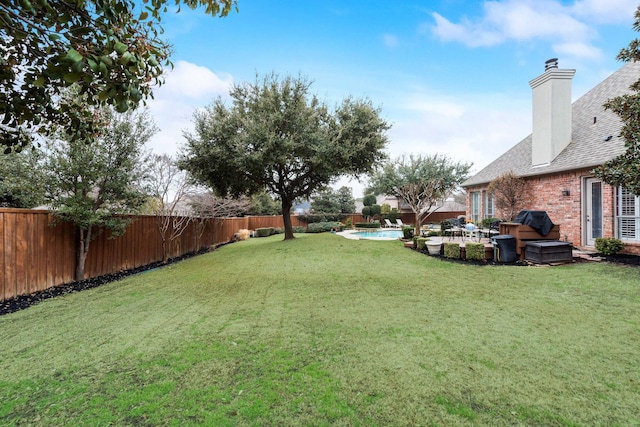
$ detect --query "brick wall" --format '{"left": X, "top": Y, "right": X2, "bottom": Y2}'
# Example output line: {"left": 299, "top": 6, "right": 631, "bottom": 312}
{"left": 466, "top": 169, "right": 640, "bottom": 255}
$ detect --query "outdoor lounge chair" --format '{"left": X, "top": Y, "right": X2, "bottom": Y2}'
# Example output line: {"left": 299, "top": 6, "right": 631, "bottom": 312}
{"left": 396, "top": 219, "right": 404, "bottom": 227}
{"left": 384, "top": 219, "right": 399, "bottom": 228}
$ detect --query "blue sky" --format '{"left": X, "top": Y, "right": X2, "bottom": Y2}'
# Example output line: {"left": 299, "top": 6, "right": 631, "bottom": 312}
{"left": 146, "top": 0, "right": 639, "bottom": 197}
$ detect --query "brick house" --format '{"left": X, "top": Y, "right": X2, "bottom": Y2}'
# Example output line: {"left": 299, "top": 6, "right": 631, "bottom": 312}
{"left": 462, "top": 59, "right": 640, "bottom": 255}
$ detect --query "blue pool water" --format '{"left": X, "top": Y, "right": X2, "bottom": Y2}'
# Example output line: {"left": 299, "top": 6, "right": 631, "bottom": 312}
{"left": 353, "top": 230, "right": 403, "bottom": 240}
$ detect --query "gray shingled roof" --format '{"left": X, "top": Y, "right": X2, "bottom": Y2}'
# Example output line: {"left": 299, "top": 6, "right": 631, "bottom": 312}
{"left": 463, "top": 61, "right": 640, "bottom": 187}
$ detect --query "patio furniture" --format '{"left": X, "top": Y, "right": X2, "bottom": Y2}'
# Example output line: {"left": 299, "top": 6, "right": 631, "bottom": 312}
{"left": 385, "top": 219, "right": 400, "bottom": 228}
{"left": 463, "top": 223, "right": 479, "bottom": 241}
{"left": 396, "top": 219, "right": 405, "bottom": 227}
{"left": 499, "top": 222, "right": 560, "bottom": 259}
{"left": 525, "top": 241, "right": 573, "bottom": 264}
{"left": 445, "top": 226, "right": 463, "bottom": 240}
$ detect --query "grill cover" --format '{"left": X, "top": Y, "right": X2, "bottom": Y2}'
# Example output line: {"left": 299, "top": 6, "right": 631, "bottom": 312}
{"left": 513, "top": 210, "right": 554, "bottom": 236}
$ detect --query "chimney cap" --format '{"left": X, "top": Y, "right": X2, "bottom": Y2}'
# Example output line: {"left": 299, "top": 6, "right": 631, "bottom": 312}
{"left": 545, "top": 58, "right": 559, "bottom": 70}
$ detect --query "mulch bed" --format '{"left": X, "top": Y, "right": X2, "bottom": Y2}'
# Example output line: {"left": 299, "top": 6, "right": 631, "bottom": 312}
{"left": 0, "top": 247, "right": 216, "bottom": 317}
{"left": 413, "top": 247, "right": 640, "bottom": 268}
{"left": 593, "top": 253, "right": 640, "bottom": 267}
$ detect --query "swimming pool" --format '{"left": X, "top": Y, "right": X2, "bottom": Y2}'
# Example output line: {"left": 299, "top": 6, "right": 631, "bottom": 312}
{"left": 352, "top": 229, "right": 403, "bottom": 240}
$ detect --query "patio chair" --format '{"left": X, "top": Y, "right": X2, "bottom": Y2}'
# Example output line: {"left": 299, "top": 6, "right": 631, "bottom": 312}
{"left": 463, "top": 224, "right": 480, "bottom": 241}
{"left": 442, "top": 219, "right": 462, "bottom": 240}
{"left": 384, "top": 219, "right": 399, "bottom": 228}
{"left": 396, "top": 219, "right": 405, "bottom": 227}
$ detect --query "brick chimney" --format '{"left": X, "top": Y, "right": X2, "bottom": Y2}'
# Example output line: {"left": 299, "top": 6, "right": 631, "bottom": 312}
{"left": 529, "top": 58, "right": 576, "bottom": 166}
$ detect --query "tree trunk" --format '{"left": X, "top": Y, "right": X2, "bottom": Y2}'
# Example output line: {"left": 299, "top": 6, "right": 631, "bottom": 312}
{"left": 75, "top": 227, "right": 91, "bottom": 281}
{"left": 161, "top": 237, "right": 168, "bottom": 264}
{"left": 281, "top": 199, "right": 295, "bottom": 240}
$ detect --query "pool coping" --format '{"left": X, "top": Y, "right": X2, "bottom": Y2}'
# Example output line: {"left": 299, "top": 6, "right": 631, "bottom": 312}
{"left": 336, "top": 229, "right": 404, "bottom": 241}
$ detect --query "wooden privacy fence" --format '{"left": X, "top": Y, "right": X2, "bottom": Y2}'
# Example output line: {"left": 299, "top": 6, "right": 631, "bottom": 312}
{"left": 2, "top": 210, "right": 466, "bottom": 302}
{"left": 0, "top": 210, "right": 371, "bottom": 302}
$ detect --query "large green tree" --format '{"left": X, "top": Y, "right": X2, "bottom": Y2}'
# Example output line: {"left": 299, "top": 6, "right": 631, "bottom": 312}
{"left": 0, "top": 148, "right": 46, "bottom": 207}
{"left": 593, "top": 5, "right": 640, "bottom": 195}
{"left": 179, "top": 74, "right": 390, "bottom": 240}
{"left": 0, "top": 0, "right": 236, "bottom": 152}
{"left": 335, "top": 186, "right": 356, "bottom": 214}
{"left": 310, "top": 186, "right": 355, "bottom": 215}
{"left": 367, "top": 154, "right": 472, "bottom": 231}
{"left": 45, "top": 107, "right": 155, "bottom": 280}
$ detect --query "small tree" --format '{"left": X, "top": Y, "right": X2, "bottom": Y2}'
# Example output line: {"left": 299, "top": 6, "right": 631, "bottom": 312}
{"left": 179, "top": 73, "right": 390, "bottom": 240}
{"left": 487, "top": 171, "right": 528, "bottom": 221}
{"left": 593, "top": 5, "right": 640, "bottom": 196}
{"left": 0, "top": 148, "right": 46, "bottom": 208}
{"left": 367, "top": 154, "right": 472, "bottom": 231}
{"left": 188, "top": 192, "right": 251, "bottom": 248}
{"left": 144, "top": 154, "right": 195, "bottom": 263}
{"left": 361, "top": 194, "right": 381, "bottom": 222}
{"left": 45, "top": 107, "right": 153, "bottom": 280}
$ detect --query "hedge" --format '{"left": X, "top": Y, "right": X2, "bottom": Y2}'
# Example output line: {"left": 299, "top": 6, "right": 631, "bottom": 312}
{"left": 255, "top": 227, "right": 275, "bottom": 237}
{"left": 416, "top": 237, "right": 429, "bottom": 251}
{"left": 307, "top": 222, "right": 342, "bottom": 233}
{"left": 444, "top": 242, "right": 460, "bottom": 259}
{"left": 465, "top": 242, "right": 485, "bottom": 261}
{"left": 354, "top": 222, "right": 380, "bottom": 229}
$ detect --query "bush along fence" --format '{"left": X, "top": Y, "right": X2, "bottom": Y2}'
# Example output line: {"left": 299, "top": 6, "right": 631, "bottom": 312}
{"left": 1, "top": 210, "right": 372, "bottom": 302}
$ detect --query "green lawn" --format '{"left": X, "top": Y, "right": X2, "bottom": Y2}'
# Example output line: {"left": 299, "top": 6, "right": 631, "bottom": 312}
{"left": 1, "top": 233, "right": 639, "bottom": 426}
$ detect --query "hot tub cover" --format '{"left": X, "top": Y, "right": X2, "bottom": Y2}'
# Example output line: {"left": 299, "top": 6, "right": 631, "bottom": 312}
{"left": 514, "top": 210, "right": 555, "bottom": 236}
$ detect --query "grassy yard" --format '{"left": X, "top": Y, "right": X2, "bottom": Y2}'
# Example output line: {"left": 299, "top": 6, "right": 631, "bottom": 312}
{"left": 1, "top": 233, "right": 639, "bottom": 426}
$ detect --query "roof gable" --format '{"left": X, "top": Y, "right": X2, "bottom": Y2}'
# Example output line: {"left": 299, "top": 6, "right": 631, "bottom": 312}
{"left": 463, "top": 61, "right": 640, "bottom": 187}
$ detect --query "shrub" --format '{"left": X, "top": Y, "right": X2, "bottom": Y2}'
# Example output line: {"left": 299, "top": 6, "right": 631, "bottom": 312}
{"left": 412, "top": 235, "right": 419, "bottom": 249}
{"left": 292, "top": 226, "right": 307, "bottom": 233}
{"left": 307, "top": 221, "right": 342, "bottom": 233}
{"left": 355, "top": 222, "right": 380, "bottom": 229}
{"left": 273, "top": 227, "right": 284, "bottom": 234}
{"left": 465, "top": 242, "right": 485, "bottom": 261}
{"left": 481, "top": 217, "right": 499, "bottom": 228}
{"left": 402, "top": 226, "right": 414, "bottom": 240}
{"left": 343, "top": 218, "right": 352, "bottom": 229}
{"left": 234, "top": 229, "right": 252, "bottom": 240}
{"left": 255, "top": 227, "right": 273, "bottom": 237}
{"left": 595, "top": 237, "right": 624, "bottom": 256}
{"left": 299, "top": 213, "right": 344, "bottom": 223}
{"left": 444, "top": 242, "right": 460, "bottom": 259}
{"left": 416, "top": 237, "right": 429, "bottom": 251}
{"left": 425, "top": 230, "right": 440, "bottom": 237}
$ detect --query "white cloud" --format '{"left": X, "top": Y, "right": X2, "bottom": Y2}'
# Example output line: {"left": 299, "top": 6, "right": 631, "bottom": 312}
{"left": 387, "top": 94, "right": 531, "bottom": 175}
{"left": 430, "top": 0, "right": 604, "bottom": 60}
{"left": 336, "top": 89, "right": 532, "bottom": 198}
{"left": 145, "top": 61, "right": 233, "bottom": 155}
{"left": 161, "top": 60, "right": 233, "bottom": 99}
{"left": 553, "top": 41, "right": 602, "bottom": 61}
{"left": 383, "top": 33, "right": 399, "bottom": 48}
{"left": 431, "top": 12, "right": 503, "bottom": 47}
{"left": 572, "top": 0, "right": 637, "bottom": 24}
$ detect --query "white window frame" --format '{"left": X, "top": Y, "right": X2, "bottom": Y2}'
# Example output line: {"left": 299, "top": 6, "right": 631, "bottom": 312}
{"left": 471, "top": 191, "right": 481, "bottom": 223}
{"left": 616, "top": 187, "right": 640, "bottom": 242}
{"left": 484, "top": 191, "right": 494, "bottom": 219}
